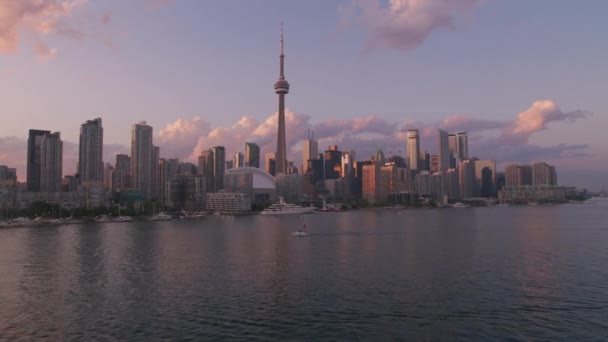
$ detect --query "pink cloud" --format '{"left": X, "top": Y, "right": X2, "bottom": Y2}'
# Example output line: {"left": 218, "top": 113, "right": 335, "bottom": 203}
{"left": 0, "top": 0, "right": 87, "bottom": 56}
{"left": 508, "top": 100, "right": 590, "bottom": 139}
{"left": 0, "top": 100, "right": 597, "bottom": 187}
{"left": 33, "top": 40, "right": 57, "bottom": 60}
{"left": 342, "top": 0, "right": 481, "bottom": 51}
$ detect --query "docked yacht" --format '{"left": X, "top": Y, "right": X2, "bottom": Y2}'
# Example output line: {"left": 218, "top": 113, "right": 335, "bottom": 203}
{"left": 259, "top": 197, "right": 314, "bottom": 215}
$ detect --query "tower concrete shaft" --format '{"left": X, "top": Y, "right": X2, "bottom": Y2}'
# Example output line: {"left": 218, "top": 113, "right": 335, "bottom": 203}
{"left": 274, "top": 23, "right": 290, "bottom": 175}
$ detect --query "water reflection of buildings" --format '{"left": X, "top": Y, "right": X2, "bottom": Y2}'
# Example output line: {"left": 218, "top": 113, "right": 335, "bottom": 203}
{"left": 512, "top": 208, "right": 558, "bottom": 309}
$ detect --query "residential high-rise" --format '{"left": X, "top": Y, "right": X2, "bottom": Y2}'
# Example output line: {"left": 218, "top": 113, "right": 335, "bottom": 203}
{"left": 198, "top": 150, "right": 214, "bottom": 193}
{"left": 0, "top": 165, "right": 17, "bottom": 181}
{"left": 274, "top": 23, "right": 290, "bottom": 175}
{"left": 131, "top": 122, "right": 154, "bottom": 199}
{"left": 480, "top": 167, "right": 494, "bottom": 197}
{"left": 234, "top": 152, "right": 244, "bottom": 168}
{"left": 407, "top": 129, "right": 420, "bottom": 170}
{"left": 362, "top": 147, "right": 387, "bottom": 204}
{"left": 78, "top": 118, "right": 104, "bottom": 184}
{"left": 324, "top": 145, "right": 342, "bottom": 180}
{"left": 456, "top": 132, "right": 469, "bottom": 160}
{"left": 459, "top": 160, "right": 476, "bottom": 198}
{"left": 244, "top": 142, "right": 260, "bottom": 168}
{"left": 532, "top": 162, "right": 557, "bottom": 186}
{"left": 210, "top": 146, "right": 226, "bottom": 191}
{"left": 40, "top": 132, "right": 63, "bottom": 193}
{"left": 112, "top": 154, "right": 131, "bottom": 194}
{"left": 505, "top": 164, "right": 533, "bottom": 186}
{"left": 437, "top": 129, "right": 449, "bottom": 172}
{"left": 448, "top": 134, "right": 458, "bottom": 155}
{"left": 265, "top": 152, "right": 276, "bottom": 176}
{"left": 151, "top": 145, "right": 160, "bottom": 200}
{"left": 448, "top": 133, "right": 458, "bottom": 168}
{"left": 474, "top": 159, "right": 496, "bottom": 196}
{"left": 159, "top": 158, "right": 179, "bottom": 204}
{"left": 103, "top": 163, "right": 114, "bottom": 192}
{"left": 341, "top": 150, "right": 356, "bottom": 178}
{"left": 302, "top": 131, "right": 318, "bottom": 173}
{"left": 27, "top": 129, "right": 51, "bottom": 191}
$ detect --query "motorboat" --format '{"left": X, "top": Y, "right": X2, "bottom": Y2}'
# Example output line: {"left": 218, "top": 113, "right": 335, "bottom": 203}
{"left": 259, "top": 197, "right": 314, "bottom": 215}
{"left": 451, "top": 202, "right": 468, "bottom": 208}
{"left": 291, "top": 230, "right": 310, "bottom": 237}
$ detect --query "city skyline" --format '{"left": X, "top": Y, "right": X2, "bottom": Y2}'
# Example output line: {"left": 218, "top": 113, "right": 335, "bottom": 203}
{"left": 0, "top": 1, "right": 606, "bottom": 189}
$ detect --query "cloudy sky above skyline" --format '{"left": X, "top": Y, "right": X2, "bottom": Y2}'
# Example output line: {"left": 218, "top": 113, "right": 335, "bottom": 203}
{"left": 0, "top": 0, "right": 607, "bottom": 189}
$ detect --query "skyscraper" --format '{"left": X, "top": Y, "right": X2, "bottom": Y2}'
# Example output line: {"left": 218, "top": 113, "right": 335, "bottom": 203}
{"left": 151, "top": 145, "right": 160, "bottom": 199}
{"left": 302, "top": 130, "right": 318, "bottom": 173}
{"left": 448, "top": 134, "right": 458, "bottom": 155}
{"left": 210, "top": 146, "right": 226, "bottom": 192}
{"left": 159, "top": 158, "right": 179, "bottom": 204}
{"left": 131, "top": 122, "right": 153, "bottom": 199}
{"left": 27, "top": 129, "right": 51, "bottom": 192}
{"left": 341, "top": 150, "right": 356, "bottom": 178}
{"left": 40, "top": 132, "right": 63, "bottom": 193}
{"left": 198, "top": 150, "right": 214, "bottom": 193}
{"left": 113, "top": 154, "right": 131, "bottom": 193}
{"left": 234, "top": 152, "right": 244, "bottom": 168}
{"left": 103, "top": 163, "right": 114, "bottom": 192}
{"left": 244, "top": 142, "right": 260, "bottom": 168}
{"left": 265, "top": 152, "right": 276, "bottom": 176}
{"left": 78, "top": 118, "right": 104, "bottom": 184}
{"left": 474, "top": 159, "right": 496, "bottom": 196}
{"left": 437, "top": 129, "right": 449, "bottom": 172}
{"left": 456, "top": 132, "right": 468, "bottom": 160}
{"left": 274, "top": 23, "right": 290, "bottom": 175}
{"left": 407, "top": 129, "right": 420, "bottom": 170}
{"left": 324, "top": 145, "right": 342, "bottom": 180}
{"left": 459, "top": 159, "right": 476, "bottom": 198}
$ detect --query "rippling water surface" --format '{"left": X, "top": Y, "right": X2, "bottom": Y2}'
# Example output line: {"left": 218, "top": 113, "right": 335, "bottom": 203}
{"left": 1, "top": 199, "right": 608, "bottom": 340}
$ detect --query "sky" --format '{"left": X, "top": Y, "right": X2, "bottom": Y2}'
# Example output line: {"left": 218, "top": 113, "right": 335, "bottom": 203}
{"left": 0, "top": 0, "right": 607, "bottom": 190}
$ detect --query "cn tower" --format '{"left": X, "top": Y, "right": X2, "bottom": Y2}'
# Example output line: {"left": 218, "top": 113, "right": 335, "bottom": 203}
{"left": 274, "top": 23, "right": 290, "bottom": 175}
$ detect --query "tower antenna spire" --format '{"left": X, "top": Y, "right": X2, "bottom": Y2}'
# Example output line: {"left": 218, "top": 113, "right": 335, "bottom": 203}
{"left": 280, "top": 21, "right": 284, "bottom": 56}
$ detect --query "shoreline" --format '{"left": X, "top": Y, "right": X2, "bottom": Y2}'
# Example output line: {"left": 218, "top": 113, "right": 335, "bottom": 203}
{"left": 2, "top": 201, "right": 591, "bottom": 229}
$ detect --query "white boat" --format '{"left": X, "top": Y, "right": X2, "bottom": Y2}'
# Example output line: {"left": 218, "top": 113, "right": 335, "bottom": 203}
{"left": 260, "top": 197, "right": 314, "bottom": 215}
{"left": 96, "top": 215, "right": 112, "bottom": 223}
{"left": 451, "top": 202, "right": 468, "bottom": 208}
{"left": 149, "top": 213, "right": 173, "bottom": 221}
{"left": 115, "top": 216, "right": 134, "bottom": 222}
{"left": 291, "top": 231, "right": 310, "bottom": 237}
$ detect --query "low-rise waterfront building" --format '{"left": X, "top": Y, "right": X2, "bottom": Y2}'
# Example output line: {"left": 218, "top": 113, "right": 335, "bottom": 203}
{"left": 206, "top": 192, "right": 251, "bottom": 214}
{"left": 498, "top": 185, "right": 566, "bottom": 202}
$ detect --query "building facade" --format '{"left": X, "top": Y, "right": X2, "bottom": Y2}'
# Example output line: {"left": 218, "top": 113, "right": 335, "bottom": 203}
{"left": 437, "top": 129, "right": 449, "bottom": 172}
{"left": 407, "top": 129, "right": 420, "bottom": 170}
{"left": 78, "top": 118, "right": 104, "bottom": 184}
{"left": 244, "top": 142, "right": 260, "bottom": 168}
{"left": 130, "top": 122, "right": 154, "bottom": 200}
{"left": 40, "top": 132, "right": 63, "bottom": 193}
{"left": 26, "top": 129, "right": 51, "bottom": 192}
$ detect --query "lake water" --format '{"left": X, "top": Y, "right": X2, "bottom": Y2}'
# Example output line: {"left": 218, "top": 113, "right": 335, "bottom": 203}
{"left": 1, "top": 199, "right": 608, "bottom": 340}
